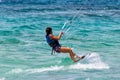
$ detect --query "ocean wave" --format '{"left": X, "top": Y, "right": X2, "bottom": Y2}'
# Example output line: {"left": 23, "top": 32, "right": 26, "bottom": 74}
{"left": 0, "top": 0, "right": 120, "bottom": 10}
{"left": 16, "top": 25, "right": 37, "bottom": 30}
{"left": 13, "top": 7, "right": 65, "bottom": 12}
{"left": 0, "top": 37, "right": 23, "bottom": 44}
{"left": 7, "top": 53, "right": 109, "bottom": 74}
{"left": 1, "top": 0, "right": 120, "bottom": 5}
{"left": 0, "top": 30, "right": 13, "bottom": 36}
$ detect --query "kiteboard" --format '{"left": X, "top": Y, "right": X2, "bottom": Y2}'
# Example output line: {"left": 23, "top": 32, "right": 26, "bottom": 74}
{"left": 75, "top": 53, "right": 91, "bottom": 62}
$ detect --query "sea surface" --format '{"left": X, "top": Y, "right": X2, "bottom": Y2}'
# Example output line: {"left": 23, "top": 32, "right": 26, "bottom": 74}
{"left": 0, "top": 1, "right": 120, "bottom": 80}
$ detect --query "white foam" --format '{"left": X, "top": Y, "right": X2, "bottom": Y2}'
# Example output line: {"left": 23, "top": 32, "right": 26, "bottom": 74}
{"left": 7, "top": 66, "right": 64, "bottom": 74}
{"left": 69, "top": 62, "right": 109, "bottom": 70}
{"left": 85, "top": 78, "right": 90, "bottom": 80}
{"left": 69, "top": 53, "right": 110, "bottom": 70}
{"left": 7, "top": 68, "right": 23, "bottom": 74}
{"left": 0, "top": 78, "right": 5, "bottom": 80}
{"left": 26, "top": 66, "right": 64, "bottom": 73}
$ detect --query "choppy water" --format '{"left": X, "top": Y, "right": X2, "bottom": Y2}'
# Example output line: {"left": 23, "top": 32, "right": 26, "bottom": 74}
{"left": 0, "top": 3, "right": 120, "bottom": 80}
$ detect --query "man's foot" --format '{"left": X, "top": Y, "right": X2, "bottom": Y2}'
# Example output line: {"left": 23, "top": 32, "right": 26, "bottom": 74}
{"left": 74, "top": 55, "right": 85, "bottom": 62}
{"left": 81, "top": 55, "right": 85, "bottom": 59}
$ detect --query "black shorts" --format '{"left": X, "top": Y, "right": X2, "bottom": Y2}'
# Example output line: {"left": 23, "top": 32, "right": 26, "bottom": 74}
{"left": 53, "top": 45, "right": 61, "bottom": 53}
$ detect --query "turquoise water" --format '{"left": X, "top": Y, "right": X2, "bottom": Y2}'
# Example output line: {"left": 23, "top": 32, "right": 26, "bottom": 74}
{"left": 0, "top": 4, "right": 120, "bottom": 80}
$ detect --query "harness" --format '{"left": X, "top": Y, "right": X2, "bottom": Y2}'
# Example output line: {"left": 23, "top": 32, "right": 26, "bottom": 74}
{"left": 46, "top": 35, "right": 60, "bottom": 55}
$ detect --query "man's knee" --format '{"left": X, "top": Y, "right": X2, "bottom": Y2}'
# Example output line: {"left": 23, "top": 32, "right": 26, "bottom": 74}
{"left": 68, "top": 48, "right": 72, "bottom": 53}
